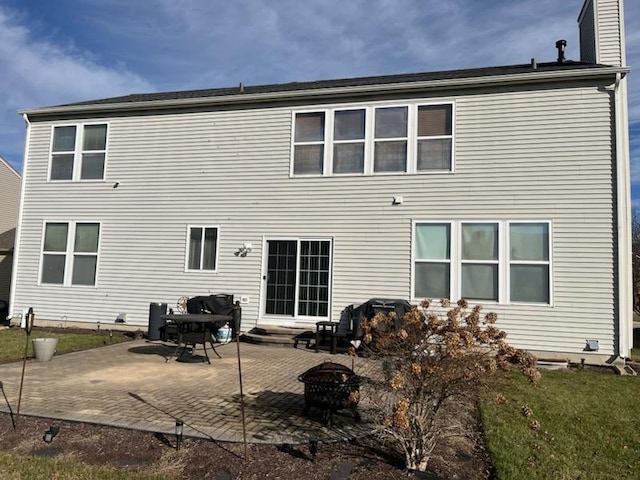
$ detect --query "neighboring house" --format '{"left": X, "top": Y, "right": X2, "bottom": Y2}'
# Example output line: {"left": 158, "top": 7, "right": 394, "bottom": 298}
{"left": 10, "top": 0, "right": 632, "bottom": 361}
{"left": 0, "top": 156, "right": 21, "bottom": 310}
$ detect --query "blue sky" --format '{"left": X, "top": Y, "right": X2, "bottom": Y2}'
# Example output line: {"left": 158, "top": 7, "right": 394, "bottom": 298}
{"left": 1, "top": 0, "right": 638, "bottom": 202}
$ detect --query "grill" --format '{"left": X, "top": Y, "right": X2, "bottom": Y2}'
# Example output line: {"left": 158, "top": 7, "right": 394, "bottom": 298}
{"left": 298, "top": 362, "right": 362, "bottom": 424}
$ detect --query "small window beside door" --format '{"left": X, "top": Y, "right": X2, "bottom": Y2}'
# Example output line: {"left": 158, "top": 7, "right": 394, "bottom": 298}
{"left": 186, "top": 226, "right": 219, "bottom": 271}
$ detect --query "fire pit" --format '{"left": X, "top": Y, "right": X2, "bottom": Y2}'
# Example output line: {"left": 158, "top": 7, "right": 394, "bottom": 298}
{"left": 298, "top": 361, "right": 362, "bottom": 424}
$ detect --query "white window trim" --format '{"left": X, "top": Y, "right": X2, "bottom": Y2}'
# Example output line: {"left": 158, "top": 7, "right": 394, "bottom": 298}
{"left": 458, "top": 221, "right": 503, "bottom": 304}
{"left": 412, "top": 220, "right": 552, "bottom": 306}
{"left": 184, "top": 225, "right": 220, "bottom": 273}
{"left": 290, "top": 99, "right": 455, "bottom": 177}
{"left": 38, "top": 220, "right": 102, "bottom": 287}
{"left": 48, "top": 122, "right": 110, "bottom": 182}
{"left": 507, "top": 220, "right": 553, "bottom": 305}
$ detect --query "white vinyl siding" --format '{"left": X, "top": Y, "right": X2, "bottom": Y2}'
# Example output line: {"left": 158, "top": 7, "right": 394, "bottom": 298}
{"left": 13, "top": 84, "right": 617, "bottom": 356}
{"left": 596, "top": 0, "right": 625, "bottom": 67}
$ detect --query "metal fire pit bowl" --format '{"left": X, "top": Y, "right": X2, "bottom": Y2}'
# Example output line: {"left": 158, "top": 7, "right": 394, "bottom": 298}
{"left": 298, "top": 361, "right": 362, "bottom": 424}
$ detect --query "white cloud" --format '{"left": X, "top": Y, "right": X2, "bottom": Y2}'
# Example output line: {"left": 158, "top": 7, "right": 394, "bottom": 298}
{"left": 0, "top": 5, "right": 153, "bottom": 171}
{"left": 0, "top": 0, "right": 638, "bottom": 185}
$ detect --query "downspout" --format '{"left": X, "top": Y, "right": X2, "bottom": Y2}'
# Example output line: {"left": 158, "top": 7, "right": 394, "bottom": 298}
{"left": 613, "top": 72, "right": 632, "bottom": 358}
{"left": 8, "top": 113, "right": 31, "bottom": 321}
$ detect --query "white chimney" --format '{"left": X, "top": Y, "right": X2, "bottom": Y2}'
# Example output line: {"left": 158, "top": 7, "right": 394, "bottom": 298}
{"left": 578, "top": 0, "right": 627, "bottom": 67}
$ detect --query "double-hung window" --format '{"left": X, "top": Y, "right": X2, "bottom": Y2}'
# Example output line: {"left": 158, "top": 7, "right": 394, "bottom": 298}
{"left": 413, "top": 220, "right": 551, "bottom": 304}
{"left": 417, "top": 105, "right": 453, "bottom": 170}
{"left": 333, "top": 109, "right": 366, "bottom": 174}
{"left": 293, "top": 113, "right": 325, "bottom": 175}
{"left": 186, "top": 226, "right": 219, "bottom": 271}
{"left": 50, "top": 124, "right": 108, "bottom": 181}
{"left": 374, "top": 106, "right": 408, "bottom": 173}
{"left": 509, "top": 223, "right": 550, "bottom": 303}
{"left": 291, "top": 102, "right": 453, "bottom": 176}
{"left": 461, "top": 223, "right": 499, "bottom": 301}
{"left": 41, "top": 222, "right": 100, "bottom": 286}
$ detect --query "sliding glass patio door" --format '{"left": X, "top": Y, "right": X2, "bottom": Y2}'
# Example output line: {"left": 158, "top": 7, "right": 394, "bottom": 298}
{"left": 263, "top": 239, "right": 332, "bottom": 324}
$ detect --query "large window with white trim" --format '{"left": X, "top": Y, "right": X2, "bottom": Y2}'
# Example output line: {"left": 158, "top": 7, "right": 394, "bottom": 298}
{"left": 186, "top": 226, "right": 219, "bottom": 271}
{"left": 413, "top": 220, "right": 550, "bottom": 304}
{"left": 292, "top": 102, "right": 453, "bottom": 176}
{"left": 50, "top": 123, "right": 108, "bottom": 181}
{"left": 41, "top": 222, "right": 100, "bottom": 286}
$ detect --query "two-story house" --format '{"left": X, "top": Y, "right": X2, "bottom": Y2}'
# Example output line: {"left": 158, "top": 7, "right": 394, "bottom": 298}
{"left": 10, "top": 0, "right": 631, "bottom": 362}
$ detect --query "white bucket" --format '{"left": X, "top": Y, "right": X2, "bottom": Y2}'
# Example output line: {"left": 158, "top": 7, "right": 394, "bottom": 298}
{"left": 32, "top": 338, "right": 58, "bottom": 362}
{"left": 215, "top": 324, "right": 232, "bottom": 344}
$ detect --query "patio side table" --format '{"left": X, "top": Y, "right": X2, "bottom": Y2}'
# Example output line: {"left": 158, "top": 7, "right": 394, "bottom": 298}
{"left": 315, "top": 321, "right": 338, "bottom": 353}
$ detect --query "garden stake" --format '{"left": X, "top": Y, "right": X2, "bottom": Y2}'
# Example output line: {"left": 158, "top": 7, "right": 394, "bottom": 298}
{"left": 17, "top": 307, "right": 35, "bottom": 415}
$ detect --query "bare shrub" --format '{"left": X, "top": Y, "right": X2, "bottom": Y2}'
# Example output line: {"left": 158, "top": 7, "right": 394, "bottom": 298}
{"left": 359, "top": 299, "right": 539, "bottom": 472}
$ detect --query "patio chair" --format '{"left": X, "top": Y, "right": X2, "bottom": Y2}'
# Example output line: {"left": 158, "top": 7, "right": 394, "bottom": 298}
{"left": 315, "top": 305, "right": 363, "bottom": 354}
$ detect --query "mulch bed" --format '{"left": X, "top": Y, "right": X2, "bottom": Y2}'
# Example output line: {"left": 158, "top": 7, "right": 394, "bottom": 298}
{"left": 0, "top": 406, "right": 492, "bottom": 479}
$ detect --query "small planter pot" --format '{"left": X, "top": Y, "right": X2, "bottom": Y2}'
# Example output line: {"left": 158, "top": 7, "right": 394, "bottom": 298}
{"left": 32, "top": 337, "right": 58, "bottom": 362}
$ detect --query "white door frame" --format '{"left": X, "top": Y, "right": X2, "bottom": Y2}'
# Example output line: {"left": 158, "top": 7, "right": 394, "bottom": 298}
{"left": 258, "top": 236, "right": 334, "bottom": 328}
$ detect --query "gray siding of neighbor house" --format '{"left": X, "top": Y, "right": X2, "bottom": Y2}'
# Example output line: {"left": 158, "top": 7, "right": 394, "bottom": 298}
{"left": 0, "top": 158, "right": 21, "bottom": 304}
{"left": 12, "top": 79, "right": 618, "bottom": 356}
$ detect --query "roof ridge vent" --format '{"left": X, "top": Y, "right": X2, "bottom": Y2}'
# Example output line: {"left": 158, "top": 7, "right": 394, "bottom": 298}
{"left": 555, "top": 39, "right": 567, "bottom": 63}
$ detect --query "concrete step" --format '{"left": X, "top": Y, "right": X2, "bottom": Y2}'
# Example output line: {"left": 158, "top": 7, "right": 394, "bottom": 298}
{"left": 241, "top": 326, "right": 315, "bottom": 348}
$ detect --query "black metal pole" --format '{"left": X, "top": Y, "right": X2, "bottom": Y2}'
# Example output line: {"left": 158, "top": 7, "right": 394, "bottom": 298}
{"left": 17, "top": 307, "right": 34, "bottom": 416}
{"left": 233, "top": 302, "right": 248, "bottom": 460}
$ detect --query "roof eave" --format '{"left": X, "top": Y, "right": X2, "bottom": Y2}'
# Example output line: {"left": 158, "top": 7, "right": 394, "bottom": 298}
{"left": 19, "top": 66, "right": 629, "bottom": 117}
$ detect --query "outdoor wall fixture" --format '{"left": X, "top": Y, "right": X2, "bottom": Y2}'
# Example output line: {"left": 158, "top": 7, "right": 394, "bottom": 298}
{"left": 392, "top": 196, "right": 403, "bottom": 205}
{"left": 585, "top": 339, "right": 599, "bottom": 352}
{"left": 235, "top": 243, "right": 253, "bottom": 257}
{"left": 43, "top": 426, "right": 60, "bottom": 444}
{"left": 175, "top": 419, "right": 184, "bottom": 450}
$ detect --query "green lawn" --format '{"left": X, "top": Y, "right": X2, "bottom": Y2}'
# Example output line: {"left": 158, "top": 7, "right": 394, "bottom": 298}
{"left": 0, "top": 327, "right": 130, "bottom": 362}
{"left": 0, "top": 452, "right": 166, "bottom": 480}
{"left": 481, "top": 369, "right": 640, "bottom": 480}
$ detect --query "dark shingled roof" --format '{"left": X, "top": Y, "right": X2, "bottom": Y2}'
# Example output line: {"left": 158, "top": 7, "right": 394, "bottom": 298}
{"left": 57, "top": 61, "right": 609, "bottom": 109}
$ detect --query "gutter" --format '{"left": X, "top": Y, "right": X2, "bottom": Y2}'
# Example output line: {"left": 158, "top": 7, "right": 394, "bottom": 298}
{"left": 9, "top": 113, "right": 30, "bottom": 320}
{"left": 20, "top": 66, "right": 629, "bottom": 118}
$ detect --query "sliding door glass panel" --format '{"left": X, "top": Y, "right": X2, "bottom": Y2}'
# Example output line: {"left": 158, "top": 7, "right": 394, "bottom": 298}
{"left": 265, "top": 241, "right": 297, "bottom": 316}
{"left": 298, "top": 240, "right": 330, "bottom": 317}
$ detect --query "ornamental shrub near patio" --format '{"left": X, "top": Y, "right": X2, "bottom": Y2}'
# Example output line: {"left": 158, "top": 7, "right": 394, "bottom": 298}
{"left": 359, "top": 299, "right": 540, "bottom": 472}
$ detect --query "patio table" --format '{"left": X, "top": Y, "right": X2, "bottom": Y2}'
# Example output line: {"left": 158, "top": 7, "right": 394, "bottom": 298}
{"left": 161, "top": 314, "right": 232, "bottom": 363}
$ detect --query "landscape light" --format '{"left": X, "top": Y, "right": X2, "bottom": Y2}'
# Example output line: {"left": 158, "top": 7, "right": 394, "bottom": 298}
{"left": 175, "top": 419, "right": 184, "bottom": 450}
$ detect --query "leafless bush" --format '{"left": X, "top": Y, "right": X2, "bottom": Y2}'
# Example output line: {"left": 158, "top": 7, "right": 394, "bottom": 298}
{"left": 359, "top": 299, "right": 539, "bottom": 472}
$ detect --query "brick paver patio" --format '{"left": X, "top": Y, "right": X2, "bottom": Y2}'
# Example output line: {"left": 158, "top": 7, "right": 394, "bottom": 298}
{"left": 0, "top": 340, "right": 376, "bottom": 445}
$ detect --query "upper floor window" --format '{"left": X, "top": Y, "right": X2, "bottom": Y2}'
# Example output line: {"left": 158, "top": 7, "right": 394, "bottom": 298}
{"left": 50, "top": 124, "right": 108, "bottom": 181}
{"left": 291, "top": 102, "right": 453, "bottom": 176}
{"left": 41, "top": 221, "right": 101, "bottom": 286}
{"left": 186, "top": 226, "right": 219, "bottom": 271}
